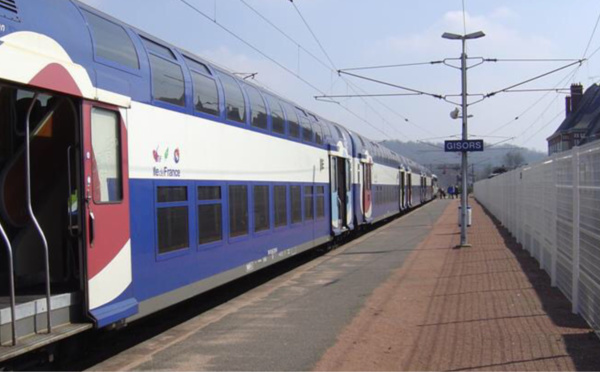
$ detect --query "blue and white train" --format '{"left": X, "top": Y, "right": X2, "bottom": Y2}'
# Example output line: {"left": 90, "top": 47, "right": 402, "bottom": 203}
{"left": 0, "top": 0, "right": 436, "bottom": 361}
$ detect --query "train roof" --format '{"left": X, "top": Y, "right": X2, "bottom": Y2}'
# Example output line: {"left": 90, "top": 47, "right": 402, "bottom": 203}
{"left": 0, "top": 0, "right": 429, "bottom": 171}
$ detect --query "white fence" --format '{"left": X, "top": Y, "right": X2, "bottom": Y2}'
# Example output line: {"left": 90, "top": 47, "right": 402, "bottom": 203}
{"left": 474, "top": 141, "right": 600, "bottom": 334}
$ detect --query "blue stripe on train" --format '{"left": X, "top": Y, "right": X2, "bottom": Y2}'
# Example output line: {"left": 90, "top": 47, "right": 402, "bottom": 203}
{"left": 129, "top": 179, "right": 331, "bottom": 303}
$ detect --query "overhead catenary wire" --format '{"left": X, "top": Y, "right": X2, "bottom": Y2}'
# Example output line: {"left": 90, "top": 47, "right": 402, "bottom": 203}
{"left": 288, "top": 0, "right": 420, "bottom": 140}
{"left": 338, "top": 61, "right": 444, "bottom": 72}
{"left": 516, "top": 8, "right": 600, "bottom": 147}
{"left": 177, "top": 0, "right": 396, "bottom": 140}
{"left": 238, "top": 0, "right": 419, "bottom": 140}
{"left": 484, "top": 60, "right": 584, "bottom": 98}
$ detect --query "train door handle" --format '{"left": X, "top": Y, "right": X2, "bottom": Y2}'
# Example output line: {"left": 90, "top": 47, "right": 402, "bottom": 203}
{"left": 89, "top": 211, "right": 95, "bottom": 247}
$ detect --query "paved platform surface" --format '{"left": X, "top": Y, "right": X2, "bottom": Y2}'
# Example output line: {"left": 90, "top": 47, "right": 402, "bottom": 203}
{"left": 315, "top": 199, "right": 600, "bottom": 371}
{"left": 88, "top": 200, "right": 449, "bottom": 371}
{"left": 87, "top": 199, "right": 600, "bottom": 371}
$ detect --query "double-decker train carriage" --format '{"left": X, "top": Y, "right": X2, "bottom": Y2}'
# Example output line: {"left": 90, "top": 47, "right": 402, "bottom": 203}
{"left": 0, "top": 0, "right": 435, "bottom": 362}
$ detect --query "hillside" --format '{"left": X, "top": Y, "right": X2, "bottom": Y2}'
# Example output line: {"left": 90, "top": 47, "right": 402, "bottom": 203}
{"left": 380, "top": 140, "right": 547, "bottom": 188}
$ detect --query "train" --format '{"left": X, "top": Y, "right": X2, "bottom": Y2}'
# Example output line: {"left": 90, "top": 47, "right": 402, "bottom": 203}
{"left": 0, "top": 0, "right": 437, "bottom": 362}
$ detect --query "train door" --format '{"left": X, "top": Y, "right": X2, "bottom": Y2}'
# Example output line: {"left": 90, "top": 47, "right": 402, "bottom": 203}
{"left": 82, "top": 101, "right": 136, "bottom": 327}
{"left": 407, "top": 172, "right": 412, "bottom": 207}
{"left": 399, "top": 169, "right": 405, "bottom": 210}
{"left": 0, "top": 87, "right": 85, "bottom": 344}
{"left": 330, "top": 155, "right": 350, "bottom": 234}
{"left": 362, "top": 162, "right": 372, "bottom": 221}
{"left": 344, "top": 158, "right": 353, "bottom": 229}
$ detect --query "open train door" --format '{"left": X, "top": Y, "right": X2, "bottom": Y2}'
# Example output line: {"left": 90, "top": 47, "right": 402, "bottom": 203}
{"left": 330, "top": 156, "right": 345, "bottom": 234}
{"left": 399, "top": 168, "right": 405, "bottom": 211}
{"left": 362, "top": 158, "right": 373, "bottom": 223}
{"left": 82, "top": 101, "right": 137, "bottom": 327}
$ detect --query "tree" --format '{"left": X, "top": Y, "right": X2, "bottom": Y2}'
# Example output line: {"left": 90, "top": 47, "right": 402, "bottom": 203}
{"left": 503, "top": 150, "right": 526, "bottom": 169}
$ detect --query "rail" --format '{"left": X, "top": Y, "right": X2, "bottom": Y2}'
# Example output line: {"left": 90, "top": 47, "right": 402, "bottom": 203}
{"left": 0, "top": 221, "right": 16, "bottom": 346}
{"left": 24, "top": 94, "right": 52, "bottom": 333}
{"left": 474, "top": 140, "right": 600, "bottom": 336}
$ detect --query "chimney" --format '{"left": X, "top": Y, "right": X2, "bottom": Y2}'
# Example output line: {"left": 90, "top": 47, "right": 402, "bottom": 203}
{"left": 571, "top": 83, "right": 583, "bottom": 112}
{"left": 566, "top": 96, "right": 572, "bottom": 117}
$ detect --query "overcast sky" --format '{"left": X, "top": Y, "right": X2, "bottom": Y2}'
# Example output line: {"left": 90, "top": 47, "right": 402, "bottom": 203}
{"left": 80, "top": 0, "right": 600, "bottom": 152}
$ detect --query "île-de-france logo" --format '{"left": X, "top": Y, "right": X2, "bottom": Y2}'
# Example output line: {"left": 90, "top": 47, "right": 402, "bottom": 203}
{"left": 152, "top": 145, "right": 181, "bottom": 177}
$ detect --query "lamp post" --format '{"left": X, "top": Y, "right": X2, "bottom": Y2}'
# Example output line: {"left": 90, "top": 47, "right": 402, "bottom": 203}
{"left": 442, "top": 30, "right": 485, "bottom": 247}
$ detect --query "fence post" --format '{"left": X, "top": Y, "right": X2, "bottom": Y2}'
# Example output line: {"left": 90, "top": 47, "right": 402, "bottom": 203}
{"left": 572, "top": 147, "right": 580, "bottom": 314}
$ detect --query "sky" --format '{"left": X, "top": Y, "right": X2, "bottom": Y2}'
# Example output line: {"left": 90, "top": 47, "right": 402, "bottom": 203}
{"left": 79, "top": 0, "right": 600, "bottom": 152}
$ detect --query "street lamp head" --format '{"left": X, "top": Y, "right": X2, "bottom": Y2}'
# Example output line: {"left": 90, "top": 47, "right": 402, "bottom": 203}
{"left": 441, "top": 31, "right": 486, "bottom": 40}
{"left": 465, "top": 31, "right": 485, "bottom": 40}
{"left": 442, "top": 32, "right": 462, "bottom": 40}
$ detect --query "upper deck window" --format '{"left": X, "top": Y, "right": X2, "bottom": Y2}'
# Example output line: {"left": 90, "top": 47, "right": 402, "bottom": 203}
{"left": 266, "top": 95, "right": 286, "bottom": 135}
{"left": 140, "top": 36, "right": 185, "bottom": 107}
{"left": 84, "top": 10, "right": 139, "bottom": 70}
{"left": 184, "top": 56, "right": 218, "bottom": 115}
{"left": 297, "top": 109, "right": 313, "bottom": 142}
{"left": 184, "top": 56, "right": 212, "bottom": 75}
{"left": 244, "top": 85, "right": 268, "bottom": 130}
{"left": 189, "top": 72, "right": 219, "bottom": 116}
{"left": 218, "top": 73, "right": 246, "bottom": 124}
{"left": 314, "top": 123, "right": 324, "bottom": 145}
{"left": 147, "top": 55, "right": 185, "bottom": 107}
{"left": 141, "top": 37, "right": 176, "bottom": 60}
{"left": 282, "top": 103, "right": 300, "bottom": 139}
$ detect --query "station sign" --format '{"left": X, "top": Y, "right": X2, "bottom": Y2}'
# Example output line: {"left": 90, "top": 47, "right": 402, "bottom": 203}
{"left": 444, "top": 139, "right": 484, "bottom": 152}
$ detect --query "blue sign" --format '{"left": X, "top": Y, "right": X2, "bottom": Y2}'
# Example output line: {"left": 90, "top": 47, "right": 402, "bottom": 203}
{"left": 444, "top": 139, "right": 484, "bottom": 152}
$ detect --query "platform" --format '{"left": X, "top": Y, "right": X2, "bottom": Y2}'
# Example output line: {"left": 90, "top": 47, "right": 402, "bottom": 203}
{"left": 86, "top": 199, "right": 600, "bottom": 371}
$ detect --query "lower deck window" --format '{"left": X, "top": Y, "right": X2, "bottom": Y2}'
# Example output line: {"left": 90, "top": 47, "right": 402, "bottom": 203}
{"left": 316, "top": 186, "right": 325, "bottom": 218}
{"left": 198, "top": 186, "right": 223, "bottom": 245}
{"left": 291, "top": 186, "right": 302, "bottom": 223}
{"left": 157, "top": 206, "right": 189, "bottom": 254}
{"left": 198, "top": 204, "right": 222, "bottom": 244}
{"left": 274, "top": 185, "right": 287, "bottom": 227}
{"left": 254, "top": 185, "right": 270, "bottom": 232}
{"left": 229, "top": 185, "right": 249, "bottom": 237}
{"left": 304, "top": 186, "right": 314, "bottom": 220}
{"left": 156, "top": 186, "right": 189, "bottom": 254}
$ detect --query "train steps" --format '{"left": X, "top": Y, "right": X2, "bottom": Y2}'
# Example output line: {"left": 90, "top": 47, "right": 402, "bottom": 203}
{"left": 0, "top": 293, "right": 91, "bottom": 363}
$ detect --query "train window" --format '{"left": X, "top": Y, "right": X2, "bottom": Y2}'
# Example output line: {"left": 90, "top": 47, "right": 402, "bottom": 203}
{"left": 141, "top": 37, "right": 176, "bottom": 60}
{"left": 266, "top": 96, "right": 286, "bottom": 135}
{"left": 148, "top": 55, "right": 185, "bottom": 106}
{"left": 314, "top": 123, "right": 324, "bottom": 145}
{"left": 197, "top": 186, "right": 222, "bottom": 245}
{"left": 297, "top": 109, "right": 313, "bottom": 142}
{"left": 198, "top": 186, "right": 221, "bottom": 200}
{"left": 316, "top": 186, "right": 325, "bottom": 218}
{"left": 190, "top": 71, "right": 219, "bottom": 116}
{"left": 84, "top": 10, "right": 140, "bottom": 70}
{"left": 274, "top": 185, "right": 287, "bottom": 227}
{"left": 304, "top": 186, "right": 314, "bottom": 220}
{"left": 282, "top": 103, "right": 300, "bottom": 139}
{"left": 157, "top": 186, "right": 187, "bottom": 203}
{"left": 91, "top": 108, "right": 123, "bottom": 203}
{"left": 156, "top": 185, "right": 189, "bottom": 254}
{"left": 290, "top": 185, "right": 302, "bottom": 224}
{"left": 184, "top": 56, "right": 212, "bottom": 75}
{"left": 253, "top": 185, "right": 270, "bottom": 232}
{"left": 198, "top": 204, "right": 222, "bottom": 245}
{"left": 333, "top": 125, "right": 343, "bottom": 138}
{"left": 229, "top": 185, "right": 248, "bottom": 237}
{"left": 218, "top": 73, "right": 246, "bottom": 124}
{"left": 157, "top": 206, "right": 189, "bottom": 254}
{"left": 245, "top": 85, "right": 268, "bottom": 130}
